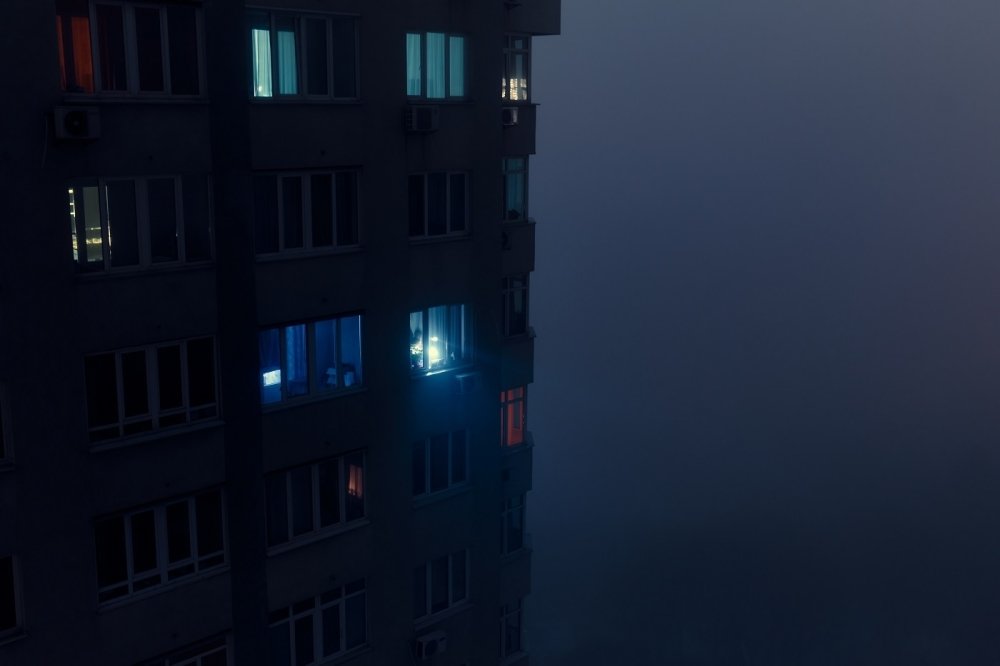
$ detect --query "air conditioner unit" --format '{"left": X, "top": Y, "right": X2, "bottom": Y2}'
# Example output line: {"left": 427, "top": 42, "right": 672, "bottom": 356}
{"left": 54, "top": 106, "right": 101, "bottom": 140}
{"left": 404, "top": 105, "right": 440, "bottom": 132}
{"left": 454, "top": 372, "right": 480, "bottom": 396}
{"left": 415, "top": 630, "right": 447, "bottom": 660}
{"left": 501, "top": 106, "right": 519, "bottom": 127}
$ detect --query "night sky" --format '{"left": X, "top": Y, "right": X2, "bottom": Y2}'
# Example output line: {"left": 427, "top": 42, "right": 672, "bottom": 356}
{"left": 527, "top": 1, "right": 1000, "bottom": 663}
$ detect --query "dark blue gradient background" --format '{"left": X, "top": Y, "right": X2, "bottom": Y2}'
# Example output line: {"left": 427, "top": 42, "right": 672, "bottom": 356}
{"left": 527, "top": 1, "right": 1000, "bottom": 663}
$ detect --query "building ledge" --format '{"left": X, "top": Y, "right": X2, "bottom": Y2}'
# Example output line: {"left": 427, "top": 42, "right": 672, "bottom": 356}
{"left": 412, "top": 484, "right": 472, "bottom": 509}
{"left": 266, "top": 518, "right": 371, "bottom": 558}
{"left": 414, "top": 601, "right": 473, "bottom": 632}
{"left": 89, "top": 418, "right": 224, "bottom": 455}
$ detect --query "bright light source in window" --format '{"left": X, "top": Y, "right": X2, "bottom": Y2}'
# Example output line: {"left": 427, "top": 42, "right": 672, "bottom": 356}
{"left": 262, "top": 369, "right": 281, "bottom": 386}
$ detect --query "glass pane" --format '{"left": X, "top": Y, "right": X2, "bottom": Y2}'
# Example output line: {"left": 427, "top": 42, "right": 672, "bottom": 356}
{"left": 451, "top": 551, "right": 466, "bottom": 603}
{"left": 448, "top": 36, "right": 464, "bottom": 97}
{"left": 305, "top": 19, "right": 328, "bottom": 96}
{"left": 0, "top": 557, "right": 15, "bottom": 631}
{"left": 427, "top": 305, "right": 447, "bottom": 370}
{"left": 407, "top": 175, "right": 425, "bottom": 236}
{"left": 268, "top": 624, "right": 291, "bottom": 666}
{"left": 135, "top": 7, "right": 164, "bottom": 91}
{"left": 425, "top": 33, "right": 445, "bottom": 99}
{"left": 56, "top": 0, "right": 94, "bottom": 93}
{"left": 72, "top": 185, "right": 104, "bottom": 267}
{"left": 130, "top": 510, "right": 157, "bottom": 573}
{"left": 157, "top": 345, "right": 183, "bottom": 411}
{"left": 345, "top": 592, "right": 366, "bottom": 648}
{"left": 186, "top": 337, "right": 216, "bottom": 409}
{"left": 344, "top": 452, "right": 364, "bottom": 521}
{"left": 121, "top": 351, "right": 149, "bottom": 418}
{"left": 429, "top": 433, "right": 448, "bottom": 492}
{"left": 430, "top": 556, "right": 449, "bottom": 612}
{"left": 451, "top": 431, "right": 467, "bottom": 484}
{"left": 266, "top": 473, "right": 289, "bottom": 546}
{"left": 259, "top": 328, "right": 281, "bottom": 403}
{"left": 310, "top": 175, "right": 333, "bottom": 247}
{"left": 85, "top": 353, "right": 118, "bottom": 430}
{"left": 284, "top": 324, "right": 308, "bottom": 397}
{"left": 318, "top": 460, "right": 340, "bottom": 527}
{"left": 183, "top": 175, "right": 212, "bottom": 260}
{"left": 449, "top": 174, "right": 466, "bottom": 232}
{"left": 322, "top": 605, "right": 342, "bottom": 656}
{"left": 167, "top": 5, "right": 199, "bottom": 94}
{"left": 405, "top": 33, "right": 421, "bottom": 96}
{"left": 340, "top": 315, "right": 362, "bottom": 387}
{"left": 106, "top": 180, "right": 139, "bottom": 267}
{"left": 165, "top": 502, "right": 192, "bottom": 563}
{"left": 148, "top": 178, "right": 178, "bottom": 262}
{"left": 409, "top": 311, "right": 424, "bottom": 371}
{"left": 412, "top": 565, "right": 426, "bottom": 618}
{"left": 96, "top": 4, "right": 127, "bottom": 91}
{"left": 276, "top": 18, "right": 298, "bottom": 95}
{"left": 94, "top": 516, "right": 127, "bottom": 587}
{"left": 513, "top": 52, "right": 527, "bottom": 101}
{"left": 332, "top": 19, "right": 357, "bottom": 98}
{"left": 507, "top": 500, "right": 524, "bottom": 551}
{"left": 195, "top": 491, "right": 224, "bottom": 557}
{"left": 411, "top": 440, "right": 426, "bottom": 496}
{"left": 293, "top": 616, "right": 314, "bottom": 666}
{"left": 504, "top": 160, "right": 525, "bottom": 220}
{"left": 254, "top": 175, "right": 279, "bottom": 253}
{"left": 427, "top": 173, "right": 446, "bottom": 236}
{"left": 314, "top": 319, "right": 337, "bottom": 392}
{"left": 289, "top": 467, "right": 314, "bottom": 536}
{"left": 335, "top": 172, "right": 358, "bottom": 246}
{"left": 282, "top": 176, "right": 303, "bottom": 249}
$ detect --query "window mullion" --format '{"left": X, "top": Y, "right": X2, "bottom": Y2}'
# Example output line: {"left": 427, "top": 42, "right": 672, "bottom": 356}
{"left": 147, "top": 347, "right": 160, "bottom": 428}
{"left": 189, "top": 496, "right": 200, "bottom": 568}
{"left": 155, "top": 506, "right": 168, "bottom": 582}
{"left": 115, "top": 351, "right": 126, "bottom": 437}
{"left": 136, "top": 178, "right": 151, "bottom": 267}
{"left": 311, "top": 463, "right": 321, "bottom": 532}
{"left": 284, "top": 471, "right": 294, "bottom": 543}
{"left": 160, "top": 7, "right": 172, "bottom": 94}
{"left": 326, "top": 18, "right": 334, "bottom": 98}
{"left": 302, "top": 174, "right": 313, "bottom": 248}
{"left": 123, "top": 510, "right": 135, "bottom": 593}
{"left": 175, "top": 176, "right": 186, "bottom": 262}
{"left": 124, "top": 6, "right": 139, "bottom": 93}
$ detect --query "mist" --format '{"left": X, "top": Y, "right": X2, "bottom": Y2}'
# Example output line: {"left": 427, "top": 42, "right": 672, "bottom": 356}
{"left": 528, "top": 1, "right": 1000, "bottom": 662}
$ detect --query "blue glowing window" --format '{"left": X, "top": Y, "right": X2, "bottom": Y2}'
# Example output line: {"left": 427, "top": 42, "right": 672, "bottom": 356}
{"left": 409, "top": 304, "right": 471, "bottom": 373}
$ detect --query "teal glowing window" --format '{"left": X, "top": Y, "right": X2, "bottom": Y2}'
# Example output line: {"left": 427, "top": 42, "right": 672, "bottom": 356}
{"left": 405, "top": 32, "right": 466, "bottom": 99}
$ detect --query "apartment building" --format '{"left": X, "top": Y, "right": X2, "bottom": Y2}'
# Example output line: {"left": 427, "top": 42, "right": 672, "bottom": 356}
{"left": 0, "top": 0, "right": 558, "bottom": 663}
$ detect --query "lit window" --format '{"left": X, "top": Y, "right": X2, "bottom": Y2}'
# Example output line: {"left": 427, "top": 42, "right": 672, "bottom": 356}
{"left": 502, "top": 158, "right": 527, "bottom": 221}
{"left": 55, "top": 0, "right": 202, "bottom": 95}
{"left": 265, "top": 451, "right": 366, "bottom": 548}
{"left": 500, "top": 387, "right": 527, "bottom": 448}
{"left": 413, "top": 551, "right": 467, "bottom": 619}
{"left": 0, "top": 555, "right": 19, "bottom": 638}
{"left": 408, "top": 172, "right": 467, "bottom": 238}
{"left": 268, "top": 579, "right": 367, "bottom": 663}
{"left": 501, "top": 495, "right": 526, "bottom": 555}
{"left": 94, "top": 490, "right": 226, "bottom": 604}
{"left": 84, "top": 337, "right": 218, "bottom": 443}
{"left": 259, "top": 315, "right": 363, "bottom": 404}
{"left": 406, "top": 32, "right": 465, "bottom": 99}
{"left": 502, "top": 275, "right": 529, "bottom": 337}
{"left": 499, "top": 599, "right": 525, "bottom": 659}
{"left": 249, "top": 12, "right": 357, "bottom": 99}
{"left": 502, "top": 35, "right": 530, "bottom": 102}
{"left": 136, "top": 635, "right": 229, "bottom": 666}
{"left": 412, "top": 430, "right": 467, "bottom": 498}
{"left": 253, "top": 171, "right": 359, "bottom": 254}
{"left": 68, "top": 176, "right": 212, "bottom": 272}
{"left": 409, "top": 305, "right": 472, "bottom": 373}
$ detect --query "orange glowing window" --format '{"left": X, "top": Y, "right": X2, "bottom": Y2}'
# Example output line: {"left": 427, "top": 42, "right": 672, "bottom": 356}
{"left": 501, "top": 386, "right": 527, "bottom": 448}
{"left": 56, "top": 0, "right": 95, "bottom": 93}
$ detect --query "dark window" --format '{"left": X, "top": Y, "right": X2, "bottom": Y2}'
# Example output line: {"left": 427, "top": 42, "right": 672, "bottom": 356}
{"left": 503, "top": 275, "right": 529, "bottom": 336}
{"left": 0, "top": 556, "right": 17, "bottom": 635}
{"left": 500, "top": 599, "right": 524, "bottom": 658}
{"left": 96, "top": 4, "right": 128, "bottom": 91}
{"left": 413, "top": 550, "right": 468, "bottom": 619}
{"left": 254, "top": 171, "right": 360, "bottom": 254}
{"left": 269, "top": 580, "right": 366, "bottom": 663}
{"left": 502, "top": 495, "right": 526, "bottom": 555}
{"left": 135, "top": 635, "right": 229, "bottom": 666}
{"left": 408, "top": 172, "right": 468, "bottom": 238}
{"left": 167, "top": 5, "right": 200, "bottom": 95}
{"left": 135, "top": 7, "right": 165, "bottom": 91}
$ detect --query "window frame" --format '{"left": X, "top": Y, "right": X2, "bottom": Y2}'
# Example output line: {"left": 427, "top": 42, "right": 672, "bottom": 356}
{"left": 0, "top": 554, "right": 22, "bottom": 640}
{"left": 258, "top": 314, "right": 365, "bottom": 407}
{"left": 247, "top": 9, "right": 360, "bottom": 101}
{"left": 93, "top": 489, "right": 228, "bottom": 605}
{"left": 267, "top": 579, "right": 368, "bottom": 663}
{"left": 134, "top": 634, "right": 229, "bottom": 666}
{"left": 252, "top": 170, "right": 361, "bottom": 256}
{"left": 502, "top": 275, "right": 529, "bottom": 337}
{"left": 84, "top": 336, "right": 220, "bottom": 444}
{"left": 407, "top": 171, "right": 469, "bottom": 239}
{"left": 409, "top": 304, "right": 473, "bottom": 375}
{"left": 265, "top": 451, "right": 367, "bottom": 550}
{"left": 413, "top": 550, "right": 469, "bottom": 620}
{"left": 405, "top": 31, "right": 467, "bottom": 100}
{"left": 0, "top": 387, "right": 11, "bottom": 467}
{"left": 501, "top": 495, "right": 526, "bottom": 556}
{"left": 502, "top": 34, "right": 530, "bottom": 103}
{"left": 500, "top": 386, "right": 527, "bottom": 448}
{"left": 57, "top": 0, "right": 206, "bottom": 97}
{"left": 499, "top": 599, "right": 525, "bottom": 660}
{"left": 502, "top": 157, "right": 528, "bottom": 222}
{"left": 412, "top": 430, "right": 468, "bottom": 499}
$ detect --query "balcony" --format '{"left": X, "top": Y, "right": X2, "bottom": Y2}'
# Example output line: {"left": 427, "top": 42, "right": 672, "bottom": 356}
{"left": 502, "top": 104, "right": 536, "bottom": 156}
{"left": 504, "top": 0, "right": 561, "bottom": 36}
{"left": 502, "top": 219, "right": 535, "bottom": 275}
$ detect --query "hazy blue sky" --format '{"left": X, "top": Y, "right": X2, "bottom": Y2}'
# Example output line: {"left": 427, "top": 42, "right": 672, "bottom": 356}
{"left": 527, "top": 1, "right": 1000, "bottom": 663}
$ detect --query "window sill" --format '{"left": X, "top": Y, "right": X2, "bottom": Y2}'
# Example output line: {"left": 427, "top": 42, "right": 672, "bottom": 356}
{"left": 261, "top": 386, "right": 366, "bottom": 414}
{"left": 413, "top": 600, "right": 472, "bottom": 631}
{"left": 97, "top": 564, "right": 228, "bottom": 613}
{"left": 502, "top": 216, "right": 535, "bottom": 226}
{"left": 255, "top": 245, "right": 362, "bottom": 263}
{"left": 408, "top": 233, "right": 471, "bottom": 246}
{"left": 89, "top": 418, "right": 224, "bottom": 455}
{"left": 0, "top": 630, "right": 27, "bottom": 649}
{"left": 410, "top": 364, "right": 475, "bottom": 380}
{"left": 406, "top": 98, "right": 474, "bottom": 106}
{"left": 250, "top": 97, "right": 362, "bottom": 106}
{"left": 501, "top": 651, "right": 529, "bottom": 666}
{"left": 501, "top": 544, "right": 532, "bottom": 564}
{"left": 501, "top": 433, "right": 534, "bottom": 456}
{"left": 267, "top": 518, "right": 370, "bottom": 557}
{"left": 318, "top": 644, "right": 372, "bottom": 665}
{"left": 60, "top": 93, "right": 209, "bottom": 105}
{"left": 412, "top": 484, "right": 471, "bottom": 509}
{"left": 74, "top": 260, "right": 215, "bottom": 282}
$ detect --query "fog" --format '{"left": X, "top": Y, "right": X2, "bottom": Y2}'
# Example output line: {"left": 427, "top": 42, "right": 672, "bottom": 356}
{"left": 527, "top": 1, "right": 1000, "bottom": 662}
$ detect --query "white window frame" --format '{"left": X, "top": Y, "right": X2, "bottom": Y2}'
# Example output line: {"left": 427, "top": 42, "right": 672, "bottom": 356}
{"left": 502, "top": 275, "right": 529, "bottom": 337}
{"left": 408, "top": 171, "right": 469, "bottom": 239}
{"left": 409, "top": 304, "right": 473, "bottom": 375}
{"left": 500, "top": 386, "right": 527, "bottom": 448}
{"left": 0, "top": 554, "right": 22, "bottom": 639}
{"left": 253, "top": 170, "right": 361, "bottom": 255}
{"left": 499, "top": 599, "right": 525, "bottom": 660}
{"left": 268, "top": 579, "right": 368, "bottom": 662}
{"left": 405, "top": 31, "right": 467, "bottom": 100}
{"left": 413, "top": 550, "right": 469, "bottom": 620}
{"left": 265, "top": 452, "right": 366, "bottom": 549}
{"left": 135, "top": 634, "right": 230, "bottom": 666}
{"left": 64, "top": 0, "right": 206, "bottom": 96}
{"left": 94, "top": 490, "right": 228, "bottom": 605}
{"left": 85, "top": 337, "right": 219, "bottom": 443}
{"left": 412, "top": 430, "right": 468, "bottom": 498}
{"left": 502, "top": 34, "right": 530, "bottom": 103}
{"left": 247, "top": 10, "right": 359, "bottom": 100}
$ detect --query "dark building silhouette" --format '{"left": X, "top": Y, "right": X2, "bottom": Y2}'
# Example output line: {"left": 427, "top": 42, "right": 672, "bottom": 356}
{"left": 0, "top": 1, "right": 558, "bottom": 663}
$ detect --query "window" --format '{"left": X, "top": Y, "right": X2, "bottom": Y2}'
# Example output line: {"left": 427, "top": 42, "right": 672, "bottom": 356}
{"left": 501, "top": 495, "right": 525, "bottom": 555}
{"left": 268, "top": 579, "right": 367, "bottom": 665}
{"left": 265, "top": 452, "right": 365, "bottom": 548}
{"left": 500, "top": 387, "right": 526, "bottom": 448}
{"left": 406, "top": 32, "right": 465, "bottom": 99}
{"left": 249, "top": 12, "right": 357, "bottom": 99}
{"left": 68, "top": 176, "right": 213, "bottom": 272}
{"left": 502, "top": 158, "right": 527, "bottom": 221}
{"left": 412, "top": 430, "right": 467, "bottom": 498}
{"left": 85, "top": 337, "right": 218, "bottom": 443}
{"left": 409, "top": 305, "right": 472, "bottom": 373}
{"left": 259, "top": 315, "right": 363, "bottom": 405}
{"left": 0, "top": 390, "right": 9, "bottom": 464}
{"left": 502, "top": 275, "right": 528, "bottom": 337}
{"left": 499, "top": 599, "right": 525, "bottom": 660}
{"left": 55, "top": 0, "right": 202, "bottom": 95}
{"left": 412, "top": 551, "right": 467, "bottom": 620}
{"left": 253, "top": 171, "right": 359, "bottom": 255}
{"left": 502, "top": 35, "right": 530, "bottom": 102}
{"left": 94, "top": 489, "right": 226, "bottom": 603}
{"left": 408, "top": 172, "right": 467, "bottom": 238}
{"left": 136, "top": 635, "right": 229, "bottom": 666}
{"left": 0, "top": 555, "right": 19, "bottom": 637}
